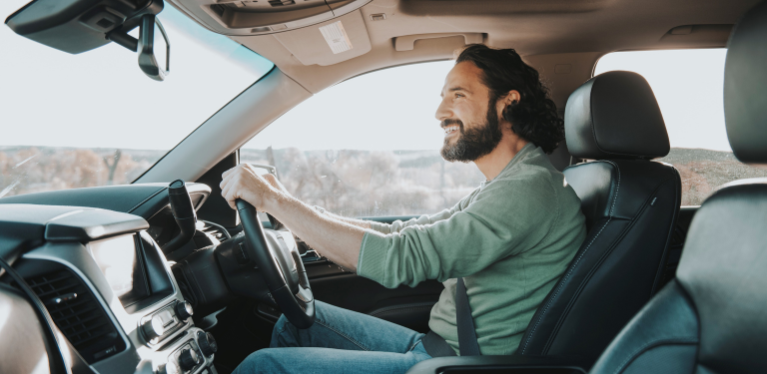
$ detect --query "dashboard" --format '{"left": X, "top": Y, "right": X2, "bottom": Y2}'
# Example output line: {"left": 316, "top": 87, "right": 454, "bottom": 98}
{"left": 0, "top": 183, "right": 221, "bottom": 374}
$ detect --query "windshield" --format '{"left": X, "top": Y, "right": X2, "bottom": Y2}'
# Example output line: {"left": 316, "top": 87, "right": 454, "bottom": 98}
{"left": 0, "top": 1, "right": 274, "bottom": 198}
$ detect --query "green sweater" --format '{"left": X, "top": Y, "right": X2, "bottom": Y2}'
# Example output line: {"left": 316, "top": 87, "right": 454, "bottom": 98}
{"left": 357, "top": 144, "right": 586, "bottom": 355}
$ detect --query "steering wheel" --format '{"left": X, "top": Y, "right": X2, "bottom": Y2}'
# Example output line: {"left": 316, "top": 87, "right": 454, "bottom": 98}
{"left": 235, "top": 199, "right": 315, "bottom": 328}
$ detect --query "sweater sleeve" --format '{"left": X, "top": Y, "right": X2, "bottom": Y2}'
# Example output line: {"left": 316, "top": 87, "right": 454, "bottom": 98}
{"left": 357, "top": 175, "right": 557, "bottom": 288}
{"left": 368, "top": 193, "right": 475, "bottom": 234}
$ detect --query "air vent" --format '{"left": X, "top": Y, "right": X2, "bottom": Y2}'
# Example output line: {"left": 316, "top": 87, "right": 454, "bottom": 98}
{"left": 201, "top": 221, "right": 229, "bottom": 242}
{"left": 25, "top": 269, "right": 126, "bottom": 363}
{"left": 268, "top": 0, "right": 295, "bottom": 6}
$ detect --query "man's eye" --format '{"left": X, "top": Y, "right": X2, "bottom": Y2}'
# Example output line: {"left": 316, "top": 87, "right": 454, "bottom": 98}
{"left": 455, "top": 93, "right": 464, "bottom": 98}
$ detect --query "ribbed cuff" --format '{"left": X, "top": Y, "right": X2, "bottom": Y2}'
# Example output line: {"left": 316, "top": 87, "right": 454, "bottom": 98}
{"left": 368, "top": 221, "right": 392, "bottom": 234}
{"left": 356, "top": 232, "right": 391, "bottom": 282}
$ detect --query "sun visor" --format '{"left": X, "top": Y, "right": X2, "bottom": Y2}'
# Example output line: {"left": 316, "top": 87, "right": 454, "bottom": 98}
{"left": 273, "top": 10, "right": 371, "bottom": 66}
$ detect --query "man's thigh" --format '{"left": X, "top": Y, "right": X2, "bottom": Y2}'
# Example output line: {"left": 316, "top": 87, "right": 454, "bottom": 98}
{"left": 233, "top": 345, "right": 431, "bottom": 374}
{"left": 272, "top": 300, "right": 425, "bottom": 353}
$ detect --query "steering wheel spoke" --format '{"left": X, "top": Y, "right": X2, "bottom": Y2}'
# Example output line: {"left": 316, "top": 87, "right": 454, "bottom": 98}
{"left": 235, "top": 199, "right": 315, "bottom": 328}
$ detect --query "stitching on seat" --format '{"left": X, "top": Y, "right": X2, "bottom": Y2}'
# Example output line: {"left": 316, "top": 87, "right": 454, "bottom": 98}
{"left": 602, "top": 160, "right": 621, "bottom": 216}
{"left": 520, "top": 218, "right": 610, "bottom": 353}
{"left": 315, "top": 319, "right": 371, "bottom": 351}
{"left": 611, "top": 337, "right": 698, "bottom": 374}
{"left": 521, "top": 160, "right": 621, "bottom": 354}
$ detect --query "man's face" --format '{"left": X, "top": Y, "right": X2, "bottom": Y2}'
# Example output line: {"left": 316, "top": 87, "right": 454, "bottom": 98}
{"left": 435, "top": 61, "right": 503, "bottom": 162}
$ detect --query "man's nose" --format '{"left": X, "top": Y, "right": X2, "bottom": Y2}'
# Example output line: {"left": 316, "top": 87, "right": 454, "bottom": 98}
{"left": 435, "top": 97, "right": 452, "bottom": 122}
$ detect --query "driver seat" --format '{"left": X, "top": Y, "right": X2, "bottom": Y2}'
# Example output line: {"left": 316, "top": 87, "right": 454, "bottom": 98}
{"left": 589, "top": 2, "right": 767, "bottom": 373}
{"left": 516, "top": 70, "right": 682, "bottom": 365}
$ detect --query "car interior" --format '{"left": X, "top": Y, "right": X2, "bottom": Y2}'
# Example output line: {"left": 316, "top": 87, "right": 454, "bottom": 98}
{"left": 1, "top": 0, "right": 766, "bottom": 373}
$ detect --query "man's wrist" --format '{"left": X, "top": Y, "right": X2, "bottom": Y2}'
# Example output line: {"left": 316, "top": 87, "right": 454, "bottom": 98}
{"left": 262, "top": 189, "right": 288, "bottom": 215}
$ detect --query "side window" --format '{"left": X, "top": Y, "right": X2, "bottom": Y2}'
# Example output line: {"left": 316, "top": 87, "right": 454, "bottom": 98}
{"left": 595, "top": 49, "right": 767, "bottom": 206}
{"left": 241, "top": 61, "right": 484, "bottom": 217}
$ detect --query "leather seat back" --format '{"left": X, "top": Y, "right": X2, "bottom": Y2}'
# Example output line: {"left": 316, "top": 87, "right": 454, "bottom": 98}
{"left": 590, "top": 2, "right": 767, "bottom": 373}
{"left": 517, "top": 71, "right": 681, "bottom": 365}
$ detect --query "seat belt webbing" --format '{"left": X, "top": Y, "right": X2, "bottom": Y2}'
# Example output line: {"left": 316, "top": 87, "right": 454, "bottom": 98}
{"left": 456, "top": 277, "right": 481, "bottom": 356}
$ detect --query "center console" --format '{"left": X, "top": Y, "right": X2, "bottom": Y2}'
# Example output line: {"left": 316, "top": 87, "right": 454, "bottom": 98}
{"left": 4, "top": 204, "right": 219, "bottom": 374}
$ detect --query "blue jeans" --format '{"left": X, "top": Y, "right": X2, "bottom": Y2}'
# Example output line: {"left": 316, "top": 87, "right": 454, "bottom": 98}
{"left": 232, "top": 301, "right": 432, "bottom": 374}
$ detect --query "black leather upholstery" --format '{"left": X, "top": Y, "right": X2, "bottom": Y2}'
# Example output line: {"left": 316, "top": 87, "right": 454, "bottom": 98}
{"left": 590, "top": 2, "right": 767, "bottom": 374}
{"left": 590, "top": 180, "right": 767, "bottom": 374}
{"left": 565, "top": 71, "right": 670, "bottom": 160}
{"left": 517, "top": 69, "right": 681, "bottom": 365}
{"left": 517, "top": 156, "right": 681, "bottom": 364}
{"left": 724, "top": 2, "right": 767, "bottom": 163}
{"left": 588, "top": 281, "right": 699, "bottom": 374}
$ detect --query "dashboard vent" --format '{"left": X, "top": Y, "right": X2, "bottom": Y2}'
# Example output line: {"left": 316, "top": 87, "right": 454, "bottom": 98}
{"left": 200, "top": 220, "right": 231, "bottom": 243}
{"left": 26, "top": 269, "right": 126, "bottom": 363}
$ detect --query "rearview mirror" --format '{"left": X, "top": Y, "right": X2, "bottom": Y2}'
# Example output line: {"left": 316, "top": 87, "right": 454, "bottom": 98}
{"left": 138, "top": 14, "right": 170, "bottom": 81}
{"left": 5, "top": 0, "right": 168, "bottom": 81}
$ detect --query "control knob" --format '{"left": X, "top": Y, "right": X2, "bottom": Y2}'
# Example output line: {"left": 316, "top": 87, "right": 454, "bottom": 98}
{"left": 178, "top": 348, "right": 201, "bottom": 371}
{"left": 197, "top": 331, "right": 218, "bottom": 356}
{"left": 141, "top": 314, "right": 166, "bottom": 342}
{"left": 156, "top": 362, "right": 179, "bottom": 374}
{"left": 175, "top": 301, "right": 194, "bottom": 321}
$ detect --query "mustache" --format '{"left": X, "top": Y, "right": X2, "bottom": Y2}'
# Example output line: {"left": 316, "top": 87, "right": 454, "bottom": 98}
{"left": 441, "top": 119, "right": 463, "bottom": 129}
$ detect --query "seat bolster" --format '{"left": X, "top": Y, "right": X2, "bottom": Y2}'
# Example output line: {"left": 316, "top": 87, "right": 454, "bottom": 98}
{"left": 589, "top": 281, "right": 699, "bottom": 374}
{"left": 564, "top": 160, "right": 679, "bottom": 229}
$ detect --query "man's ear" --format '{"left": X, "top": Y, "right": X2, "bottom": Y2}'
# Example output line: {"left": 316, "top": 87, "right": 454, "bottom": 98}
{"left": 503, "top": 90, "right": 522, "bottom": 106}
{"left": 497, "top": 90, "right": 522, "bottom": 120}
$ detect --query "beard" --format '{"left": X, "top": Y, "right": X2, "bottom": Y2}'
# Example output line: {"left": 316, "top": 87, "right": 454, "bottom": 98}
{"left": 440, "top": 99, "right": 503, "bottom": 162}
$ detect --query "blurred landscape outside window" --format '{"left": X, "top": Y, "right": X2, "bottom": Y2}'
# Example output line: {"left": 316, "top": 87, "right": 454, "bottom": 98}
{"left": 595, "top": 49, "right": 767, "bottom": 206}
{"left": 242, "top": 61, "right": 486, "bottom": 217}
{"left": 0, "top": 0, "right": 273, "bottom": 198}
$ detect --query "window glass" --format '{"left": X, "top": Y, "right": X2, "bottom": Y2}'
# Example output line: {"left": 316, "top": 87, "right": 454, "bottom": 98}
{"left": 242, "top": 61, "right": 485, "bottom": 217}
{"left": 594, "top": 49, "right": 767, "bottom": 206}
{"left": 0, "top": 1, "right": 273, "bottom": 198}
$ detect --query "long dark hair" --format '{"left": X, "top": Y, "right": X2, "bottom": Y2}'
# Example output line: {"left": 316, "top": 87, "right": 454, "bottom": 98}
{"left": 456, "top": 44, "right": 564, "bottom": 154}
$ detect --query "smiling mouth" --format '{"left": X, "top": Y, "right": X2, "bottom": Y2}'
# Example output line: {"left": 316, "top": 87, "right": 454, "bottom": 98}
{"left": 443, "top": 125, "right": 460, "bottom": 137}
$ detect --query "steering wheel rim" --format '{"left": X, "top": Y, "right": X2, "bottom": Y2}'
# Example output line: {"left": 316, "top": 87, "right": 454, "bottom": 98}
{"left": 235, "top": 199, "right": 315, "bottom": 328}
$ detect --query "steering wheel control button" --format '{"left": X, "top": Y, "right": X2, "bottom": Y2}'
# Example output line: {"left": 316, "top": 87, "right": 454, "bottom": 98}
{"left": 141, "top": 314, "right": 166, "bottom": 342}
{"left": 197, "top": 331, "right": 218, "bottom": 356}
{"left": 175, "top": 301, "right": 194, "bottom": 321}
{"left": 234, "top": 243, "right": 249, "bottom": 264}
{"left": 178, "top": 348, "right": 201, "bottom": 371}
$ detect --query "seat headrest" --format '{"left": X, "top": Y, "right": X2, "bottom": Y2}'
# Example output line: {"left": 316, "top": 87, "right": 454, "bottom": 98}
{"left": 676, "top": 180, "right": 767, "bottom": 372}
{"left": 724, "top": 1, "right": 767, "bottom": 164}
{"left": 564, "top": 71, "right": 670, "bottom": 160}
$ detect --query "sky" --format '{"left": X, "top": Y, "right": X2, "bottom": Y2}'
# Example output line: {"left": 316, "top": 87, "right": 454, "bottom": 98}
{"left": 1, "top": 0, "right": 732, "bottom": 153}
{"left": 0, "top": 0, "right": 272, "bottom": 151}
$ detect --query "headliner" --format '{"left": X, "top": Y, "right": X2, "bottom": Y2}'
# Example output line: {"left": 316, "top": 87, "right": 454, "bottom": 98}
{"left": 170, "top": 0, "right": 760, "bottom": 104}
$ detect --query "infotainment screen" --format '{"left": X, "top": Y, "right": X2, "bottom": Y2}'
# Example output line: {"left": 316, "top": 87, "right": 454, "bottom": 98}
{"left": 89, "top": 234, "right": 151, "bottom": 305}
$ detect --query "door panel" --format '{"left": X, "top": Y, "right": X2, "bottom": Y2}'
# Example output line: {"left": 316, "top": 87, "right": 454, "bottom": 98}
{"left": 302, "top": 215, "right": 444, "bottom": 333}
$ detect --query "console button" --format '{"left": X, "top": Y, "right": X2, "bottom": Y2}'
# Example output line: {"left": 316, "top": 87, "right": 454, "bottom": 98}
{"left": 175, "top": 301, "right": 194, "bottom": 321}
{"left": 178, "top": 348, "right": 201, "bottom": 371}
{"left": 197, "top": 331, "right": 218, "bottom": 356}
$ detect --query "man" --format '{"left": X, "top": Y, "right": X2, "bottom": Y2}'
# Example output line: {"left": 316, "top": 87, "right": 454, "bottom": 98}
{"left": 221, "top": 44, "right": 586, "bottom": 374}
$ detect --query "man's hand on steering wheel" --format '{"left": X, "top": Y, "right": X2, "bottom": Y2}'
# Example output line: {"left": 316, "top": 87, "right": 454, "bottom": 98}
{"left": 220, "top": 163, "right": 316, "bottom": 329}
{"left": 220, "top": 163, "right": 286, "bottom": 212}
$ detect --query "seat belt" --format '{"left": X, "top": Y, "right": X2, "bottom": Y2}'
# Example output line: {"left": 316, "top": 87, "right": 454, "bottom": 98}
{"left": 456, "top": 277, "right": 481, "bottom": 356}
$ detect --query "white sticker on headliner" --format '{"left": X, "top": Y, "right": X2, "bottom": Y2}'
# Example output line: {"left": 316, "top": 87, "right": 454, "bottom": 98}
{"left": 319, "top": 21, "right": 353, "bottom": 54}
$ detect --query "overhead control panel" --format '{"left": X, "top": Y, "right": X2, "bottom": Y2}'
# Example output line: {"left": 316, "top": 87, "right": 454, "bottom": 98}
{"left": 167, "top": 0, "right": 371, "bottom": 36}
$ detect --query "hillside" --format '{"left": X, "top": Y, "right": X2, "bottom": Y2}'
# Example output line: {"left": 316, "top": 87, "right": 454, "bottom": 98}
{"left": 3, "top": 146, "right": 763, "bottom": 211}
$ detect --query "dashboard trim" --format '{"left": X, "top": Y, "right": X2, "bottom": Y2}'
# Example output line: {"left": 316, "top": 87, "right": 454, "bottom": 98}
{"left": 24, "top": 241, "right": 138, "bottom": 374}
